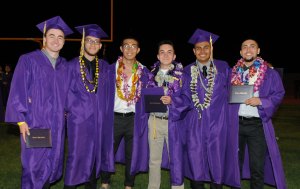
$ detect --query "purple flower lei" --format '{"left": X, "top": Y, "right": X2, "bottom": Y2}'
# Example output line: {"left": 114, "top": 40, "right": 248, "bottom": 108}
{"left": 146, "top": 61, "right": 183, "bottom": 96}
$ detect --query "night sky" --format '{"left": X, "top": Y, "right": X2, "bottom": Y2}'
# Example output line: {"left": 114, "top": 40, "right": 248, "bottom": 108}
{"left": 0, "top": 0, "right": 298, "bottom": 72}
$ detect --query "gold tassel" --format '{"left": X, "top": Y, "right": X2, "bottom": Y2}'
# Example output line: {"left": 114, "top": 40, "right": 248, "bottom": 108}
{"left": 209, "top": 34, "right": 213, "bottom": 61}
{"left": 42, "top": 22, "right": 47, "bottom": 48}
{"left": 80, "top": 28, "right": 85, "bottom": 57}
{"left": 153, "top": 115, "right": 157, "bottom": 139}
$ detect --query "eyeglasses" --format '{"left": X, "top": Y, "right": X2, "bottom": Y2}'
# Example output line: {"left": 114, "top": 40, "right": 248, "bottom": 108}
{"left": 122, "top": 44, "right": 138, "bottom": 50}
{"left": 85, "top": 38, "right": 101, "bottom": 45}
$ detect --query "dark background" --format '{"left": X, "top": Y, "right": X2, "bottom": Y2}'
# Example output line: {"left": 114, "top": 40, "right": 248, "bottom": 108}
{"left": 0, "top": 0, "right": 298, "bottom": 72}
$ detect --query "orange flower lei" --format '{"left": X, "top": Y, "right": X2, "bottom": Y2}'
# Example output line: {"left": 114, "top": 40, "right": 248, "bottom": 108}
{"left": 116, "top": 57, "right": 142, "bottom": 106}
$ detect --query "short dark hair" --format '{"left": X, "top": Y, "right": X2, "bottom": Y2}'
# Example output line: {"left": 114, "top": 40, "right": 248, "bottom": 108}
{"left": 157, "top": 40, "right": 175, "bottom": 53}
{"left": 121, "top": 35, "right": 140, "bottom": 47}
{"left": 241, "top": 38, "right": 259, "bottom": 48}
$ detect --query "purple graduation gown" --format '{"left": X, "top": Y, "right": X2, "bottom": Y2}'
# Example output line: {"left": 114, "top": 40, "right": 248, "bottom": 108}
{"left": 64, "top": 57, "right": 110, "bottom": 185}
{"left": 182, "top": 60, "right": 240, "bottom": 187}
{"left": 100, "top": 62, "right": 150, "bottom": 175}
{"left": 5, "top": 50, "right": 71, "bottom": 189}
{"left": 168, "top": 75, "right": 193, "bottom": 185}
{"left": 229, "top": 68, "right": 287, "bottom": 189}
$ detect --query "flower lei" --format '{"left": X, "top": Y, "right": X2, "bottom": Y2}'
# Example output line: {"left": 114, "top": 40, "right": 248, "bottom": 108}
{"left": 147, "top": 61, "right": 183, "bottom": 96}
{"left": 116, "top": 56, "right": 143, "bottom": 106}
{"left": 190, "top": 61, "right": 216, "bottom": 118}
{"left": 79, "top": 55, "right": 99, "bottom": 93}
{"left": 231, "top": 57, "right": 268, "bottom": 92}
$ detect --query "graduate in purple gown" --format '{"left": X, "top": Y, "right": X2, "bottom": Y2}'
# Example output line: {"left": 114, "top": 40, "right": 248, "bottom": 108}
{"left": 63, "top": 24, "right": 110, "bottom": 189}
{"left": 145, "top": 40, "right": 189, "bottom": 189}
{"left": 229, "top": 39, "right": 287, "bottom": 189}
{"left": 181, "top": 28, "right": 240, "bottom": 189}
{"left": 100, "top": 36, "right": 150, "bottom": 189}
{"left": 5, "top": 16, "right": 73, "bottom": 189}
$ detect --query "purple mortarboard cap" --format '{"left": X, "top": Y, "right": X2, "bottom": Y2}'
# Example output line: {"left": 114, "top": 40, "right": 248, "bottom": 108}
{"left": 188, "top": 28, "right": 219, "bottom": 45}
{"left": 75, "top": 24, "right": 108, "bottom": 38}
{"left": 36, "top": 16, "right": 73, "bottom": 36}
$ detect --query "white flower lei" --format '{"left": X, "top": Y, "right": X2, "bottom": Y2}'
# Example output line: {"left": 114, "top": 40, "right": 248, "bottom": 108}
{"left": 190, "top": 62, "right": 216, "bottom": 118}
{"left": 155, "top": 71, "right": 175, "bottom": 85}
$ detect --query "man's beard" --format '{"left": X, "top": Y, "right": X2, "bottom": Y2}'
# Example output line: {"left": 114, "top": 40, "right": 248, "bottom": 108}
{"left": 243, "top": 57, "right": 254, "bottom": 63}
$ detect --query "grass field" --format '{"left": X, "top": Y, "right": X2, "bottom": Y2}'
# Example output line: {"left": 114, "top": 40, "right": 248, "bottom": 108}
{"left": 0, "top": 104, "right": 299, "bottom": 188}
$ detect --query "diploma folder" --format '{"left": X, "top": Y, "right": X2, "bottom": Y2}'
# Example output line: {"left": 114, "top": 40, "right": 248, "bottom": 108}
{"left": 229, "top": 85, "right": 254, "bottom": 103}
{"left": 26, "top": 129, "right": 52, "bottom": 148}
{"left": 144, "top": 95, "right": 167, "bottom": 113}
{"left": 143, "top": 87, "right": 167, "bottom": 113}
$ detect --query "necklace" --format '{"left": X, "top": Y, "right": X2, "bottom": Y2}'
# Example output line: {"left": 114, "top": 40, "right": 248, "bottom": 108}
{"left": 190, "top": 61, "right": 216, "bottom": 118}
{"left": 147, "top": 61, "right": 183, "bottom": 96}
{"left": 116, "top": 57, "right": 143, "bottom": 106}
{"left": 79, "top": 55, "right": 99, "bottom": 93}
{"left": 231, "top": 57, "right": 267, "bottom": 92}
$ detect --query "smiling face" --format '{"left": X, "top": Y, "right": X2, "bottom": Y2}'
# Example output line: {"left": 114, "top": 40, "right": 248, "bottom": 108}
{"left": 43, "top": 28, "right": 65, "bottom": 56}
{"left": 240, "top": 39, "right": 260, "bottom": 65}
{"left": 193, "top": 41, "right": 211, "bottom": 64}
{"left": 120, "top": 38, "right": 140, "bottom": 61}
{"left": 157, "top": 44, "right": 176, "bottom": 69}
{"left": 84, "top": 36, "right": 102, "bottom": 58}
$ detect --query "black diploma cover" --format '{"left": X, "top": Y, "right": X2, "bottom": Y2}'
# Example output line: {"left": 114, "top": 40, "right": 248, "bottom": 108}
{"left": 144, "top": 95, "right": 167, "bottom": 113}
{"left": 143, "top": 87, "right": 167, "bottom": 113}
{"left": 229, "top": 85, "right": 254, "bottom": 103}
{"left": 26, "top": 128, "right": 52, "bottom": 148}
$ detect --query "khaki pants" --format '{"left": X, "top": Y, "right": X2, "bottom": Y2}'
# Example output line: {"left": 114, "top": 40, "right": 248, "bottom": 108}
{"left": 147, "top": 115, "right": 184, "bottom": 189}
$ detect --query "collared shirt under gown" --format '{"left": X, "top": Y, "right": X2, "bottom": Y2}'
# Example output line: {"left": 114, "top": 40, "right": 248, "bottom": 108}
{"left": 64, "top": 57, "right": 111, "bottom": 185}
{"left": 5, "top": 49, "right": 71, "bottom": 189}
{"left": 228, "top": 67, "right": 287, "bottom": 189}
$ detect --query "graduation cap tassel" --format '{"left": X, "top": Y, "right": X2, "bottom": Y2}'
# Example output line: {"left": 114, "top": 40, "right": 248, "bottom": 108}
{"left": 209, "top": 35, "right": 213, "bottom": 62}
{"left": 42, "top": 22, "right": 47, "bottom": 48}
{"left": 80, "top": 28, "right": 85, "bottom": 57}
